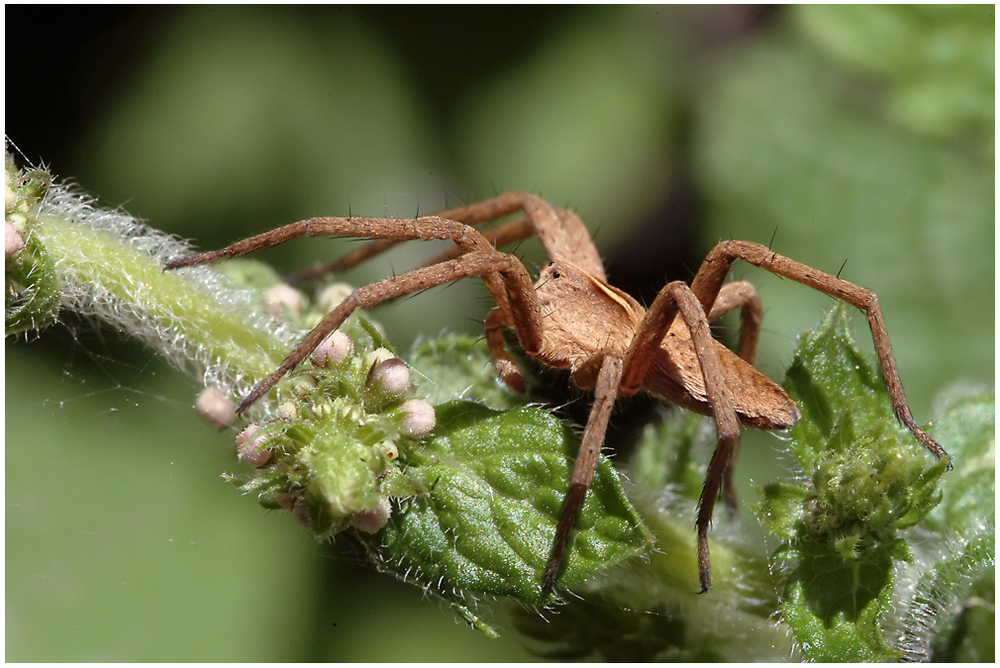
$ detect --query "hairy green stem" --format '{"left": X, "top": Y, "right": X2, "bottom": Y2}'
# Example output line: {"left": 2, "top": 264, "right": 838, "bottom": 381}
{"left": 34, "top": 214, "right": 288, "bottom": 386}
{"left": 5, "top": 148, "right": 305, "bottom": 409}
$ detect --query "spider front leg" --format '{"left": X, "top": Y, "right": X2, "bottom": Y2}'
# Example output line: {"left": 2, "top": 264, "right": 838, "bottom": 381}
{"left": 287, "top": 191, "right": 536, "bottom": 282}
{"left": 690, "top": 240, "right": 950, "bottom": 464}
{"left": 290, "top": 193, "right": 610, "bottom": 285}
{"left": 239, "top": 251, "right": 541, "bottom": 414}
{"left": 166, "top": 214, "right": 544, "bottom": 413}
{"left": 165, "top": 214, "right": 501, "bottom": 270}
{"left": 621, "top": 281, "right": 743, "bottom": 593}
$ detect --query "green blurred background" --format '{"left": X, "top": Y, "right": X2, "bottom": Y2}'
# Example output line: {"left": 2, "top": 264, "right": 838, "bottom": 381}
{"left": 6, "top": 6, "right": 993, "bottom": 661}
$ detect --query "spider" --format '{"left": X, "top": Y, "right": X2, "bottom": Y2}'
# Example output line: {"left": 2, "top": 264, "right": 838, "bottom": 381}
{"left": 166, "top": 191, "right": 950, "bottom": 594}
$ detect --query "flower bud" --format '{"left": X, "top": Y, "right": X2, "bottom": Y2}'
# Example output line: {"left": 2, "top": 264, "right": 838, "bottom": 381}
{"left": 399, "top": 399, "right": 436, "bottom": 437}
{"left": 367, "top": 357, "right": 411, "bottom": 396}
{"left": 317, "top": 282, "right": 355, "bottom": 311}
{"left": 236, "top": 423, "right": 272, "bottom": 467}
{"left": 311, "top": 330, "right": 353, "bottom": 367}
{"left": 264, "top": 283, "right": 307, "bottom": 316}
{"left": 195, "top": 386, "right": 235, "bottom": 429}
{"left": 275, "top": 401, "right": 298, "bottom": 420}
{"left": 5, "top": 221, "right": 25, "bottom": 258}
{"left": 350, "top": 498, "right": 391, "bottom": 534}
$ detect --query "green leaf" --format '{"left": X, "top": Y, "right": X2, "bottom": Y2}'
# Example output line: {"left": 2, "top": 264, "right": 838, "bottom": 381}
{"left": 777, "top": 540, "right": 900, "bottom": 661}
{"left": 370, "top": 402, "right": 652, "bottom": 607}
{"left": 510, "top": 405, "right": 789, "bottom": 661}
{"left": 756, "top": 306, "right": 949, "bottom": 661}
{"left": 902, "top": 528, "right": 995, "bottom": 662}
{"left": 781, "top": 308, "right": 889, "bottom": 471}
{"left": 752, "top": 482, "right": 812, "bottom": 541}
{"left": 923, "top": 385, "right": 995, "bottom": 534}
{"left": 896, "top": 384, "right": 994, "bottom": 662}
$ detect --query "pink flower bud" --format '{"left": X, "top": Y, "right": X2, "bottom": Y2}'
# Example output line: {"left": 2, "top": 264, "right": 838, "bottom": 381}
{"left": 367, "top": 358, "right": 411, "bottom": 395}
{"left": 195, "top": 386, "right": 236, "bottom": 429}
{"left": 317, "top": 282, "right": 355, "bottom": 311}
{"left": 350, "top": 498, "right": 391, "bottom": 534}
{"left": 5, "top": 222, "right": 25, "bottom": 258}
{"left": 264, "top": 284, "right": 307, "bottom": 316}
{"left": 399, "top": 399, "right": 436, "bottom": 437}
{"left": 236, "top": 423, "right": 272, "bottom": 467}
{"left": 311, "top": 330, "right": 353, "bottom": 367}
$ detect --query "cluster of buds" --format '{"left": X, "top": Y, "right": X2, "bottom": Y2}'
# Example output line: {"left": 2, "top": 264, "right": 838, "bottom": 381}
{"left": 200, "top": 278, "right": 437, "bottom": 540}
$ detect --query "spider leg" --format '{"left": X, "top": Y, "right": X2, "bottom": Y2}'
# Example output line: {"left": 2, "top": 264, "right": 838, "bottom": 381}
{"left": 286, "top": 193, "right": 609, "bottom": 284}
{"left": 622, "top": 281, "right": 742, "bottom": 593}
{"left": 168, "top": 212, "right": 532, "bottom": 333}
{"left": 707, "top": 280, "right": 763, "bottom": 512}
{"left": 418, "top": 217, "right": 534, "bottom": 269}
{"left": 484, "top": 307, "right": 526, "bottom": 393}
{"left": 707, "top": 280, "right": 763, "bottom": 366}
{"left": 286, "top": 192, "right": 535, "bottom": 282}
{"left": 690, "top": 240, "right": 949, "bottom": 464}
{"left": 236, "top": 251, "right": 541, "bottom": 414}
{"left": 166, "top": 214, "right": 547, "bottom": 412}
{"left": 289, "top": 215, "right": 538, "bottom": 283}
{"left": 542, "top": 355, "right": 624, "bottom": 593}
{"left": 166, "top": 214, "right": 500, "bottom": 268}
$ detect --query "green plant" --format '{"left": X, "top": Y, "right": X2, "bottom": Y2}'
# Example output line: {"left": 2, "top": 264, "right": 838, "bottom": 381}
{"left": 7, "top": 152, "right": 992, "bottom": 660}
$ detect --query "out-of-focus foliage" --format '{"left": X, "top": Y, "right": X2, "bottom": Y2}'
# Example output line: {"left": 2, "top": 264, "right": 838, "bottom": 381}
{"left": 6, "top": 5, "right": 992, "bottom": 662}
{"left": 695, "top": 9, "right": 992, "bottom": 413}
{"left": 455, "top": 11, "right": 678, "bottom": 224}
{"left": 795, "top": 5, "right": 994, "bottom": 151}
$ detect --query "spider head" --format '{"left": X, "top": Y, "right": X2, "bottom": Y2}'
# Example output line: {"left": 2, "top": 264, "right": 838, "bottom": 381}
{"left": 532, "top": 261, "right": 645, "bottom": 371}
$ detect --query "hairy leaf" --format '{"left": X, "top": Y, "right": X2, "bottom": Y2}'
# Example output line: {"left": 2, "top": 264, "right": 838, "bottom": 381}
{"left": 896, "top": 386, "right": 995, "bottom": 662}
{"left": 368, "top": 401, "right": 652, "bottom": 608}
{"left": 756, "top": 306, "right": 949, "bottom": 661}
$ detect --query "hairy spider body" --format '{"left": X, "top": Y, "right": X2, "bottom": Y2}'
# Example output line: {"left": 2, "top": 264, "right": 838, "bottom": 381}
{"left": 166, "top": 191, "right": 948, "bottom": 595}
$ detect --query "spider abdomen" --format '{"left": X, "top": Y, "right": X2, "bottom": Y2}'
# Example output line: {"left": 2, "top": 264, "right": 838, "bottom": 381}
{"left": 644, "top": 324, "right": 800, "bottom": 430}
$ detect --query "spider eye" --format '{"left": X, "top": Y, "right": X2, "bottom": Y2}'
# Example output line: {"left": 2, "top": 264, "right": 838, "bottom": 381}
{"left": 551, "top": 267, "right": 561, "bottom": 278}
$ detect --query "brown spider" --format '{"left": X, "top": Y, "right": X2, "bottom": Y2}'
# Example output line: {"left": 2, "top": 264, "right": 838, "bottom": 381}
{"left": 166, "top": 191, "right": 950, "bottom": 594}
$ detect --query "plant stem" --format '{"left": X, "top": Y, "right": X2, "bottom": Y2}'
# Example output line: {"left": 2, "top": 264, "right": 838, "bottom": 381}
{"left": 27, "top": 188, "right": 298, "bottom": 402}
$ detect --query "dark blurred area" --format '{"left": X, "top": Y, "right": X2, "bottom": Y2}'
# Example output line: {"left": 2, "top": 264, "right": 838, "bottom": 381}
{"left": 7, "top": 6, "right": 778, "bottom": 301}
